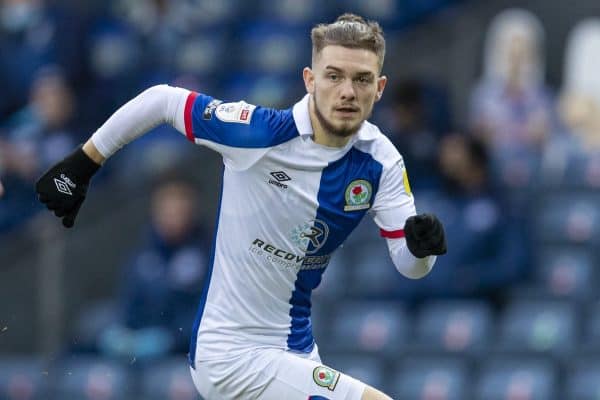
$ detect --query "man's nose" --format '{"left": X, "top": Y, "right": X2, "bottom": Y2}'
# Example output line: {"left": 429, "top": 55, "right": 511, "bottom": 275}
{"left": 339, "top": 79, "right": 356, "bottom": 100}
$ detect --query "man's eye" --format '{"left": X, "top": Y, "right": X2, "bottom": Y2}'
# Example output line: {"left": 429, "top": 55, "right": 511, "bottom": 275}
{"left": 328, "top": 74, "right": 340, "bottom": 81}
{"left": 357, "top": 76, "right": 372, "bottom": 84}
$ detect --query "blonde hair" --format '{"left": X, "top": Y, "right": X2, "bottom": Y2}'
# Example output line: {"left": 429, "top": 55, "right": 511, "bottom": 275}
{"left": 311, "top": 13, "right": 386, "bottom": 72}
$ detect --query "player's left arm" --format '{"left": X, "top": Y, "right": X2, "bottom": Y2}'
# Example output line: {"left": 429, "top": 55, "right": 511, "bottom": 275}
{"left": 370, "top": 156, "right": 446, "bottom": 279}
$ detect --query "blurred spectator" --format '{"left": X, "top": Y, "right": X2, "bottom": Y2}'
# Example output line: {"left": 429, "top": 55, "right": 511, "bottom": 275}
{"left": 0, "top": 66, "right": 78, "bottom": 231}
{"left": 379, "top": 78, "right": 451, "bottom": 191}
{"left": 0, "top": 0, "right": 80, "bottom": 118}
{"left": 85, "top": 179, "right": 208, "bottom": 361}
{"left": 542, "top": 18, "right": 600, "bottom": 188}
{"left": 469, "top": 9, "right": 554, "bottom": 190}
{"left": 407, "top": 134, "right": 527, "bottom": 302}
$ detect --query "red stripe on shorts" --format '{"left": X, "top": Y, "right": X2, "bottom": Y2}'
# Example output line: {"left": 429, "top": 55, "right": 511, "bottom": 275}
{"left": 184, "top": 91, "right": 199, "bottom": 142}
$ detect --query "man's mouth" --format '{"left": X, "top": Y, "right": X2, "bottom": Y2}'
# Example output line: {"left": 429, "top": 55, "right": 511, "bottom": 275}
{"left": 334, "top": 106, "right": 359, "bottom": 116}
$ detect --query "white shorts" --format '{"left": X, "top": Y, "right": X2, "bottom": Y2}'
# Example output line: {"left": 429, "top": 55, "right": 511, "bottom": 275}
{"left": 189, "top": 345, "right": 366, "bottom": 400}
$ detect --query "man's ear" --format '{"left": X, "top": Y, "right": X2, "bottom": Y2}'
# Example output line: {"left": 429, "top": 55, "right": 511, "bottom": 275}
{"left": 303, "top": 67, "right": 315, "bottom": 94}
{"left": 375, "top": 75, "right": 387, "bottom": 102}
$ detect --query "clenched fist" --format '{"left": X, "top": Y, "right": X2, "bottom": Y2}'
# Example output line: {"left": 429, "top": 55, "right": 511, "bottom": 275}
{"left": 35, "top": 146, "right": 100, "bottom": 228}
{"left": 404, "top": 213, "right": 447, "bottom": 258}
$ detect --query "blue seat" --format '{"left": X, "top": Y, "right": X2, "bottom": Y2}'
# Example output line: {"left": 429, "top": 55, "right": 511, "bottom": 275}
{"left": 236, "top": 23, "right": 309, "bottom": 74}
{"left": 221, "top": 73, "right": 303, "bottom": 109}
{"left": 336, "top": 0, "right": 413, "bottom": 29}
{"left": 497, "top": 300, "right": 577, "bottom": 355}
{"left": 328, "top": 301, "right": 408, "bottom": 354}
{"left": 0, "top": 357, "right": 47, "bottom": 400}
{"left": 535, "top": 247, "right": 594, "bottom": 300}
{"left": 415, "top": 300, "right": 494, "bottom": 353}
{"left": 87, "top": 20, "right": 142, "bottom": 81}
{"left": 536, "top": 194, "right": 600, "bottom": 245}
{"left": 53, "top": 356, "right": 133, "bottom": 400}
{"left": 542, "top": 150, "right": 600, "bottom": 190}
{"left": 475, "top": 358, "right": 558, "bottom": 400}
{"left": 311, "top": 304, "right": 334, "bottom": 347}
{"left": 344, "top": 220, "right": 406, "bottom": 298}
{"left": 174, "top": 33, "right": 228, "bottom": 77}
{"left": 492, "top": 150, "right": 541, "bottom": 191}
{"left": 185, "top": 0, "right": 242, "bottom": 27}
{"left": 391, "top": 356, "right": 470, "bottom": 400}
{"left": 312, "top": 250, "right": 350, "bottom": 300}
{"left": 253, "top": 0, "right": 334, "bottom": 25}
{"left": 582, "top": 301, "right": 600, "bottom": 351}
{"left": 141, "top": 357, "right": 198, "bottom": 400}
{"left": 324, "top": 355, "right": 386, "bottom": 392}
{"left": 565, "top": 359, "right": 600, "bottom": 400}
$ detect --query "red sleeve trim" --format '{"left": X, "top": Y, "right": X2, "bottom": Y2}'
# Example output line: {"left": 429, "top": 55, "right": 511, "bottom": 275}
{"left": 380, "top": 228, "right": 405, "bottom": 239}
{"left": 184, "top": 91, "right": 199, "bottom": 142}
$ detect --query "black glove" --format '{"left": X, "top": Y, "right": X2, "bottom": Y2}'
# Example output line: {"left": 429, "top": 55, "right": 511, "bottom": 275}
{"left": 404, "top": 213, "right": 447, "bottom": 258}
{"left": 35, "top": 146, "right": 100, "bottom": 228}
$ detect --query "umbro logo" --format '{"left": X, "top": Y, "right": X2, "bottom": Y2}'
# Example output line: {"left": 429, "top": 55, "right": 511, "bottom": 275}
{"left": 54, "top": 174, "right": 76, "bottom": 196}
{"left": 270, "top": 171, "right": 291, "bottom": 182}
{"left": 268, "top": 171, "right": 291, "bottom": 189}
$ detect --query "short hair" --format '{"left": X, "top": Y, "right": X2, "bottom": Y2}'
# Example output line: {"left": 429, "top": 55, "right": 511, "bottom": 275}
{"left": 311, "top": 13, "right": 386, "bottom": 72}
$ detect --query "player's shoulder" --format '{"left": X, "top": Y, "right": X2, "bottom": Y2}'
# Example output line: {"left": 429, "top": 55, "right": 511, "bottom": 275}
{"left": 212, "top": 98, "right": 294, "bottom": 127}
{"left": 200, "top": 96, "right": 298, "bottom": 148}
{"left": 354, "top": 121, "right": 403, "bottom": 169}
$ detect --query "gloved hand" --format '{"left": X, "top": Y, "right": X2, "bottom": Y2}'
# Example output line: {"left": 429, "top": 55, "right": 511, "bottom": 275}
{"left": 404, "top": 213, "right": 447, "bottom": 258}
{"left": 35, "top": 146, "right": 100, "bottom": 228}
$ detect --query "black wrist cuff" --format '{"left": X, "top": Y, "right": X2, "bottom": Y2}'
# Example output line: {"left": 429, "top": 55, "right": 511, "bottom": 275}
{"left": 66, "top": 145, "right": 101, "bottom": 180}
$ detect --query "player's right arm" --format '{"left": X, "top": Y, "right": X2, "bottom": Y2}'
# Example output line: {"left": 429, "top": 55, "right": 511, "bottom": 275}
{"left": 35, "top": 84, "right": 294, "bottom": 227}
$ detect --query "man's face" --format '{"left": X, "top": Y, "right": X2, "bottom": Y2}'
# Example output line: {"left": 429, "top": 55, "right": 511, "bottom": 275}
{"left": 303, "top": 45, "right": 387, "bottom": 138}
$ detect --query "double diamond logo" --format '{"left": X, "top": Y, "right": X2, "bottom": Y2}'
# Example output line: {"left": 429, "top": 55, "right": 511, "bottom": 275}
{"left": 268, "top": 171, "right": 291, "bottom": 190}
{"left": 270, "top": 171, "right": 291, "bottom": 182}
{"left": 54, "top": 174, "right": 76, "bottom": 196}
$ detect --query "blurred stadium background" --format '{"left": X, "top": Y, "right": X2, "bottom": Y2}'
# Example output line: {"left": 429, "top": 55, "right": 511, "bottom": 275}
{"left": 2, "top": 0, "right": 600, "bottom": 399}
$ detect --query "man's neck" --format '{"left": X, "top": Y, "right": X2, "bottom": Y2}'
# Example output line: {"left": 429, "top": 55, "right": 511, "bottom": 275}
{"left": 308, "top": 96, "right": 353, "bottom": 148}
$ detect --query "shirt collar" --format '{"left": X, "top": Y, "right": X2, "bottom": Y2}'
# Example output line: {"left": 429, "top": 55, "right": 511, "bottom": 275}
{"left": 291, "top": 94, "right": 379, "bottom": 142}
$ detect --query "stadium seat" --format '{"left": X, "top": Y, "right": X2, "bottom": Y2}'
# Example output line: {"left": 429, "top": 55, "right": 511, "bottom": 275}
{"left": 312, "top": 250, "right": 350, "bottom": 300}
{"left": 237, "top": 23, "right": 308, "bottom": 74}
{"left": 311, "top": 303, "right": 334, "bottom": 347}
{"left": 324, "top": 354, "right": 386, "bottom": 392}
{"left": 475, "top": 358, "right": 558, "bottom": 400}
{"left": 415, "top": 300, "right": 494, "bottom": 353}
{"left": 581, "top": 301, "right": 600, "bottom": 351}
{"left": 327, "top": 301, "right": 409, "bottom": 354}
{"left": 221, "top": 73, "right": 303, "bottom": 109}
{"left": 0, "top": 357, "right": 48, "bottom": 400}
{"left": 542, "top": 151, "right": 600, "bottom": 190}
{"left": 493, "top": 150, "right": 541, "bottom": 191}
{"left": 344, "top": 220, "right": 407, "bottom": 298}
{"left": 566, "top": 155, "right": 600, "bottom": 189}
{"left": 140, "top": 357, "right": 198, "bottom": 400}
{"left": 174, "top": 34, "right": 228, "bottom": 77}
{"left": 536, "top": 194, "right": 600, "bottom": 245}
{"left": 337, "top": 0, "right": 413, "bottom": 29}
{"left": 390, "top": 356, "right": 470, "bottom": 400}
{"left": 254, "top": 0, "right": 334, "bottom": 25}
{"left": 347, "top": 245, "right": 410, "bottom": 298}
{"left": 52, "top": 356, "right": 133, "bottom": 400}
{"left": 185, "top": 0, "right": 241, "bottom": 27}
{"left": 565, "top": 359, "right": 600, "bottom": 400}
{"left": 497, "top": 300, "right": 577, "bottom": 356}
{"left": 535, "top": 247, "right": 594, "bottom": 300}
{"left": 87, "top": 20, "right": 142, "bottom": 81}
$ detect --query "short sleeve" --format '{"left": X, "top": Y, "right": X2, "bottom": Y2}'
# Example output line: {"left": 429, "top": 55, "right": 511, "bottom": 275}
{"left": 181, "top": 91, "right": 298, "bottom": 170}
{"left": 370, "top": 156, "right": 416, "bottom": 238}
